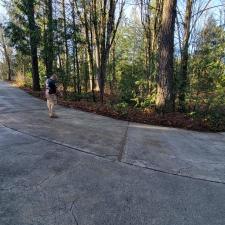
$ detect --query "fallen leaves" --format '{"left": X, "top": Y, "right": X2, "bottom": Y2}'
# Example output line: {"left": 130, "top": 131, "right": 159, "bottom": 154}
{"left": 21, "top": 87, "right": 224, "bottom": 132}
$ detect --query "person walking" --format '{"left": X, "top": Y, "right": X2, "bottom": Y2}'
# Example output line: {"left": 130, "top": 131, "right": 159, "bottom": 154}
{"left": 45, "top": 75, "right": 58, "bottom": 118}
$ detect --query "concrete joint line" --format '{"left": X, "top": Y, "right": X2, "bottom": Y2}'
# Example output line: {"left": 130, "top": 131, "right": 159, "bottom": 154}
{"left": 1, "top": 122, "right": 225, "bottom": 186}
{"left": 123, "top": 161, "right": 225, "bottom": 186}
{"left": 0, "top": 123, "right": 111, "bottom": 161}
{"left": 118, "top": 122, "right": 129, "bottom": 162}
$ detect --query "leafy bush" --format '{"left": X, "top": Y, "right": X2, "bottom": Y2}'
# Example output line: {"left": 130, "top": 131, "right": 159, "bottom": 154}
{"left": 67, "top": 92, "right": 93, "bottom": 101}
{"left": 14, "top": 70, "right": 34, "bottom": 88}
{"left": 132, "top": 94, "right": 156, "bottom": 109}
{"left": 113, "top": 102, "right": 129, "bottom": 116}
{"left": 189, "top": 95, "right": 225, "bottom": 131}
{"left": 14, "top": 71, "right": 26, "bottom": 87}
{"left": 118, "top": 63, "right": 145, "bottom": 104}
{"left": 207, "top": 107, "right": 225, "bottom": 130}
{"left": 140, "top": 95, "right": 156, "bottom": 108}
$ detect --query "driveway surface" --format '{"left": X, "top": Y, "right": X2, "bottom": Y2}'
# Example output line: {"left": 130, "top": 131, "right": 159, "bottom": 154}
{"left": 0, "top": 81, "right": 225, "bottom": 225}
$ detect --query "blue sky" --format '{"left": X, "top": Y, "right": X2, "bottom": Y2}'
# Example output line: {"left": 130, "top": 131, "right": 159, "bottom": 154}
{"left": 0, "top": 0, "right": 224, "bottom": 24}
{"left": 0, "top": 1, "right": 8, "bottom": 24}
{"left": 0, "top": 1, "right": 7, "bottom": 16}
{"left": 0, "top": 0, "right": 224, "bottom": 17}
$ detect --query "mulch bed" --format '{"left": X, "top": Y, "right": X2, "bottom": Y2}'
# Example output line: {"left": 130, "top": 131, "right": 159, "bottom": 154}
{"left": 20, "top": 86, "right": 224, "bottom": 132}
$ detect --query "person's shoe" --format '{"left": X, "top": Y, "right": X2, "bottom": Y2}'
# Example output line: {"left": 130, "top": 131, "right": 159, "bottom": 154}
{"left": 51, "top": 114, "right": 58, "bottom": 118}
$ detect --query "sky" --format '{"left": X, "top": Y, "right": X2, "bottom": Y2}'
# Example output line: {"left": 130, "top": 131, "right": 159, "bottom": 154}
{"left": 0, "top": 1, "right": 7, "bottom": 17}
{"left": 0, "top": 0, "right": 224, "bottom": 61}
{"left": 0, "top": 0, "right": 224, "bottom": 21}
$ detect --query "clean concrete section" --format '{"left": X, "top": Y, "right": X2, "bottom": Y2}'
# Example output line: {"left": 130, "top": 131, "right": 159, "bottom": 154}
{"left": 0, "top": 81, "right": 225, "bottom": 225}
{"left": 123, "top": 123, "right": 225, "bottom": 183}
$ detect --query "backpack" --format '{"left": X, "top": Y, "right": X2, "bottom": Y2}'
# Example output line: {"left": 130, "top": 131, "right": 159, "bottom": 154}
{"left": 47, "top": 79, "right": 57, "bottom": 94}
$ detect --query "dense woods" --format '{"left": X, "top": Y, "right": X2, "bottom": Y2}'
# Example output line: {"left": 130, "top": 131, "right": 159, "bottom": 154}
{"left": 0, "top": 0, "right": 225, "bottom": 130}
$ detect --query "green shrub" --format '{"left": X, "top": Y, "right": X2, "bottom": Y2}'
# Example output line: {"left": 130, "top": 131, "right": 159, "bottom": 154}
{"left": 67, "top": 92, "right": 93, "bottom": 101}
{"left": 113, "top": 102, "right": 129, "bottom": 116}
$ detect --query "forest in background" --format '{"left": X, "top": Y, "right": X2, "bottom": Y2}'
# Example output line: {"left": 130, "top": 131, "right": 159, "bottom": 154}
{"left": 0, "top": 0, "right": 225, "bottom": 131}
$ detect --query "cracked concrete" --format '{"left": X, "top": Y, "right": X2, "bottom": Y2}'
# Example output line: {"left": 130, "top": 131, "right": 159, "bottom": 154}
{"left": 1, "top": 81, "right": 225, "bottom": 225}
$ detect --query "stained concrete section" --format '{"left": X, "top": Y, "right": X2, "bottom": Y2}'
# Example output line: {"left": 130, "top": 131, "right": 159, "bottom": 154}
{"left": 123, "top": 123, "right": 225, "bottom": 183}
{"left": 0, "top": 109, "right": 127, "bottom": 159}
{"left": 1, "top": 127, "right": 225, "bottom": 225}
{"left": 0, "top": 82, "right": 128, "bottom": 159}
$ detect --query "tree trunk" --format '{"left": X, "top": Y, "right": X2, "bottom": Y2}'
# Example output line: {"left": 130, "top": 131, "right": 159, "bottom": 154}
{"left": 95, "top": 0, "right": 124, "bottom": 103}
{"left": 46, "top": 0, "right": 54, "bottom": 78}
{"left": 178, "top": 0, "right": 193, "bottom": 112}
{"left": 140, "top": 0, "right": 152, "bottom": 93}
{"left": 71, "top": 0, "right": 81, "bottom": 93}
{"left": 62, "top": 0, "right": 69, "bottom": 97}
{"left": 1, "top": 33, "right": 12, "bottom": 81}
{"left": 99, "top": 54, "right": 108, "bottom": 103}
{"left": 156, "top": 0, "right": 177, "bottom": 113}
{"left": 84, "top": 47, "right": 89, "bottom": 93}
{"left": 110, "top": 42, "right": 116, "bottom": 94}
{"left": 82, "top": 1, "right": 96, "bottom": 101}
{"left": 27, "top": 0, "right": 40, "bottom": 91}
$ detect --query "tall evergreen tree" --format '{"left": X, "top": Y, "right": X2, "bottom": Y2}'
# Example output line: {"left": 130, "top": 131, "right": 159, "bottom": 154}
{"left": 24, "top": 0, "right": 40, "bottom": 91}
{"left": 156, "top": 0, "right": 177, "bottom": 112}
{"left": 45, "top": 0, "right": 54, "bottom": 78}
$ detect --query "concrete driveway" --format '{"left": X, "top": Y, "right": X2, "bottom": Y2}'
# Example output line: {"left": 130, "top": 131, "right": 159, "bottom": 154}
{"left": 0, "top": 81, "right": 225, "bottom": 225}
